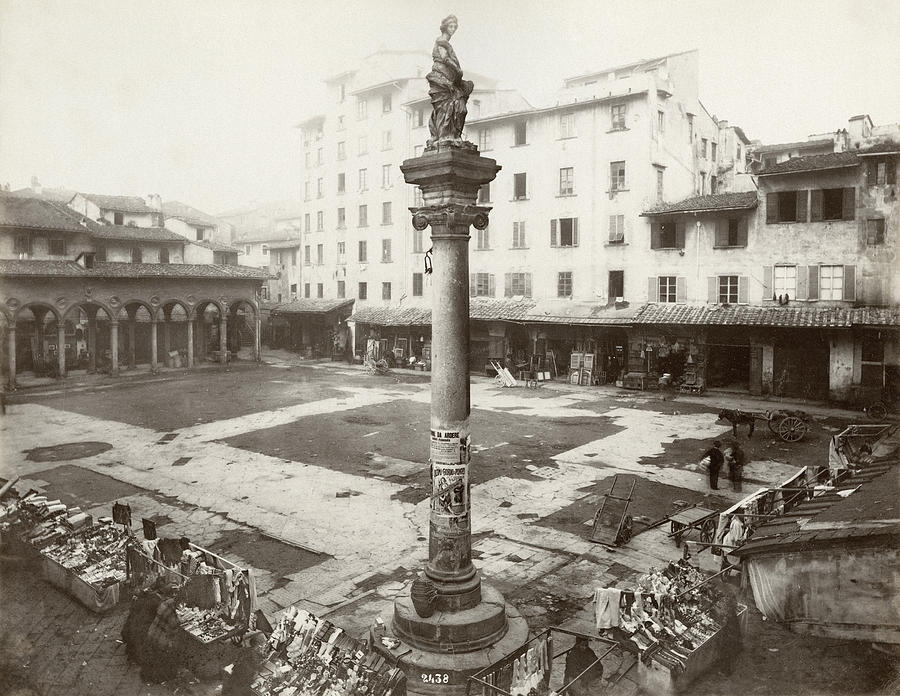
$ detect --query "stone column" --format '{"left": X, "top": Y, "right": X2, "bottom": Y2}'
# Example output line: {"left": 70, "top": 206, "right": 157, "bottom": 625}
{"left": 7, "top": 326, "right": 16, "bottom": 389}
{"left": 127, "top": 311, "right": 136, "bottom": 368}
{"left": 381, "top": 145, "right": 528, "bottom": 693}
{"left": 254, "top": 310, "right": 262, "bottom": 362}
{"left": 87, "top": 310, "right": 98, "bottom": 373}
{"left": 163, "top": 310, "right": 172, "bottom": 356}
{"left": 219, "top": 314, "right": 228, "bottom": 364}
{"left": 33, "top": 308, "right": 47, "bottom": 368}
{"left": 150, "top": 319, "right": 158, "bottom": 371}
{"left": 57, "top": 323, "right": 66, "bottom": 377}
{"left": 186, "top": 319, "right": 194, "bottom": 368}
{"left": 109, "top": 321, "right": 119, "bottom": 375}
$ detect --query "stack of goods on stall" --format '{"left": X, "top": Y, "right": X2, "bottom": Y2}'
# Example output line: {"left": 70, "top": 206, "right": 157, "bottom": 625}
{"left": 251, "top": 606, "right": 405, "bottom": 696}
{"left": 594, "top": 560, "right": 737, "bottom": 671}
{"left": 0, "top": 490, "right": 92, "bottom": 550}
{"left": 41, "top": 522, "right": 129, "bottom": 589}
{"left": 127, "top": 537, "right": 258, "bottom": 645}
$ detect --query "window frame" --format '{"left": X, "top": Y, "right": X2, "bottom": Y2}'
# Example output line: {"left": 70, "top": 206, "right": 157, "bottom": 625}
{"left": 514, "top": 172, "right": 528, "bottom": 200}
{"left": 557, "top": 271, "right": 573, "bottom": 298}
{"left": 658, "top": 276, "right": 677, "bottom": 303}
{"left": 382, "top": 282, "right": 392, "bottom": 300}
{"left": 514, "top": 120, "right": 528, "bottom": 146}
{"left": 158, "top": 246, "right": 169, "bottom": 264}
{"left": 381, "top": 238, "right": 392, "bottom": 263}
{"left": 610, "top": 161, "right": 626, "bottom": 191}
{"left": 773, "top": 264, "right": 797, "bottom": 298}
{"left": 559, "top": 167, "right": 574, "bottom": 196}
{"left": 358, "top": 240, "right": 367, "bottom": 262}
{"left": 610, "top": 103, "right": 626, "bottom": 131}
{"left": 512, "top": 221, "right": 527, "bottom": 249}
{"left": 718, "top": 275, "right": 739, "bottom": 304}
{"left": 608, "top": 214, "right": 625, "bottom": 244}
{"left": 412, "top": 272, "right": 424, "bottom": 297}
{"left": 559, "top": 112, "right": 576, "bottom": 139}
{"left": 382, "top": 201, "right": 392, "bottom": 225}
{"left": 819, "top": 264, "right": 844, "bottom": 300}
{"left": 358, "top": 282, "right": 367, "bottom": 300}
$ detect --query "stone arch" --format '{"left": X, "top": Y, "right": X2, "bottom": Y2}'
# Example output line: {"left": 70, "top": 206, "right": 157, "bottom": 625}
{"left": 227, "top": 297, "right": 260, "bottom": 360}
{"left": 192, "top": 300, "right": 227, "bottom": 364}
{"left": 9, "top": 302, "right": 64, "bottom": 382}
{"left": 60, "top": 301, "right": 117, "bottom": 374}
{"left": 12, "top": 301, "right": 62, "bottom": 324}
{"left": 116, "top": 299, "right": 159, "bottom": 322}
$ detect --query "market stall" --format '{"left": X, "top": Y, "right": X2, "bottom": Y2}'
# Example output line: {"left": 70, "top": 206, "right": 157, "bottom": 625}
{"left": 593, "top": 560, "right": 746, "bottom": 695}
{"left": 0, "top": 487, "right": 129, "bottom": 612}
{"left": 126, "top": 535, "right": 259, "bottom": 678}
{"left": 249, "top": 605, "right": 406, "bottom": 696}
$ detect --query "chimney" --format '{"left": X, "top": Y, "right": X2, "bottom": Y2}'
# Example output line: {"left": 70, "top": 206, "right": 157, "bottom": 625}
{"left": 847, "top": 115, "right": 872, "bottom": 149}
{"left": 146, "top": 193, "right": 162, "bottom": 211}
{"left": 31, "top": 176, "right": 42, "bottom": 196}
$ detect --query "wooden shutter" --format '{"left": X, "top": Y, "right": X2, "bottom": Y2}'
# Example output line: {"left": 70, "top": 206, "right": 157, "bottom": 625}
{"left": 807, "top": 265, "right": 819, "bottom": 300}
{"left": 675, "top": 277, "right": 686, "bottom": 303}
{"left": 763, "top": 266, "right": 774, "bottom": 300}
{"left": 609, "top": 216, "right": 617, "bottom": 242}
{"left": 675, "top": 222, "right": 686, "bottom": 248}
{"left": 766, "top": 192, "right": 778, "bottom": 223}
{"left": 504, "top": 273, "right": 513, "bottom": 297}
{"left": 796, "top": 266, "right": 808, "bottom": 300}
{"left": 488, "top": 274, "right": 496, "bottom": 297}
{"left": 842, "top": 187, "right": 856, "bottom": 220}
{"left": 843, "top": 265, "right": 856, "bottom": 301}
{"left": 868, "top": 160, "right": 879, "bottom": 185}
{"left": 888, "top": 159, "right": 897, "bottom": 185}
{"left": 573, "top": 218, "right": 579, "bottom": 246}
{"left": 550, "top": 219, "right": 557, "bottom": 247}
{"left": 796, "top": 189, "right": 808, "bottom": 222}
{"left": 648, "top": 277, "right": 658, "bottom": 302}
{"left": 809, "top": 189, "right": 823, "bottom": 221}
{"left": 737, "top": 217, "right": 749, "bottom": 247}
{"left": 650, "top": 223, "right": 661, "bottom": 249}
{"left": 469, "top": 273, "right": 476, "bottom": 297}
{"left": 715, "top": 220, "right": 727, "bottom": 247}
{"left": 738, "top": 276, "right": 749, "bottom": 304}
{"left": 525, "top": 273, "right": 532, "bottom": 297}
{"left": 707, "top": 276, "right": 717, "bottom": 303}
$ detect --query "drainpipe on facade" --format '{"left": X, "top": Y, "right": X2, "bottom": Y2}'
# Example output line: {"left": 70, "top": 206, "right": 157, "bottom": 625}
{"left": 695, "top": 220, "right": 702, "bottom": 289}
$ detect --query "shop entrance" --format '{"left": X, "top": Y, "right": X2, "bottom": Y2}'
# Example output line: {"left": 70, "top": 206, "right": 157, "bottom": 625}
{"left": 706, "top": 344, "right": 750, "bottom": 391}
{"left": 774, "top": 338, "right": 829, "bottom": 399}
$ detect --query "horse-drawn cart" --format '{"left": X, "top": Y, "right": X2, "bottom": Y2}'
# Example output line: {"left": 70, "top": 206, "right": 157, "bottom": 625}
{"left": 720, "top": 408, "right": 810, "bottom": 442}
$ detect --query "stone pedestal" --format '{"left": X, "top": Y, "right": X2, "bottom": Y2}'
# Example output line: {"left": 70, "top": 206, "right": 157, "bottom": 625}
{"left": 372, "top": 144, "right": 529, "bottom": 694}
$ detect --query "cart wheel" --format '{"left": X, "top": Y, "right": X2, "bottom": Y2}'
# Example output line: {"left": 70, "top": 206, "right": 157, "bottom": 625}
{"left": 619, "top": 516, "right": 633, "bottom": 544}
{"left": 700, "top": 518, "right": 716, "bottom": 544}
{"left": 867, "top": 401, "right": 888, "bottom": 421}
{"left": 778, "top": 416, "right": 807, "bottom": 442}
{"left": 767, "top": 415, "right": 780, "bottom": 435}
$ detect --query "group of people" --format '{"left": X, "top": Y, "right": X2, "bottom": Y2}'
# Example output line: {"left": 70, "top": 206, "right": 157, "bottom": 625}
{"left": 700, "top": 440, "right": 746, "bottom": 492}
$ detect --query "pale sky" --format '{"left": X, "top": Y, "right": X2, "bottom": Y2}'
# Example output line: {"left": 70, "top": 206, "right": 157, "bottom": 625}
{"left": 1, "top": 0, "right": 898, "bottom": 214}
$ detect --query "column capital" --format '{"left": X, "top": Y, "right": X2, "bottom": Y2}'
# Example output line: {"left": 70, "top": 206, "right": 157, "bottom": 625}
{"left": 410, "top": 204, "right": 491, "bottom": 239}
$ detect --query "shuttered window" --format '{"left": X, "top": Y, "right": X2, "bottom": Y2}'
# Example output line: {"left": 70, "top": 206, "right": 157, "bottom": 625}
{"left": 650, "top": 221, "right": 684, "bottom": 249}
{"left": 469, "top": 273, "right": 495, "bottom": 297}
{"left": 608, "top": 215, "right": 625, "bottom": 243}
{"left": 512, "top": 222, "right": 527, "bottom": 249}
{"left": 714, "top": 218, "right": 748, "bottom": 247}
{"left": 412, "top": 273, "right": 423, "bottom": 297}
{"left": 550, "top": 218, "right": 579, "bottom": 247}
{"left": 504, "top": 273, "right": 532, "bottom": 297}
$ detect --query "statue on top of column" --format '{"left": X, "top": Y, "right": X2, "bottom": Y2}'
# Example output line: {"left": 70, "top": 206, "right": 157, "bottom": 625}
{"left": 426, "top": 15, "right": 474, "bottom": 149}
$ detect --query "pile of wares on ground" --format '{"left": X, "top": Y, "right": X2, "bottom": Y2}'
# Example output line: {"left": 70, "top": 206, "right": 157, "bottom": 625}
{"left": 41, "top": 522, "right": 129, "bottom": 589}
{"left": 251, "top": 606, "right": 406, "bottom": 696}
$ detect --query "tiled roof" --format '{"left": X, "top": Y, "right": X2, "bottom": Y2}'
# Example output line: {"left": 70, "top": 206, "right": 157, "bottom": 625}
{"left": 526, "top": 300, "right": 639, "bottom": 325}
{"left": 642, "top": 191, "right": 758, "bottom": 216}
{"left": 633, "top": 303, "right": 900, "bottom": 328}
{"left": 82, "top": 194, "right": 155, "bottom": 214}
{"left": 266, "top": 240, "right": 301, "bottom": 249}
{"left": 757, "top": 151, "right": 859, "bottom": 176}
{"left": 272, "top": 299, "right": 355, "bottom": 315}
{"left": 0, "top": 259, "right": 269, "bottom": 280}
{"left": 8, "top": 187, "right": 78, "bottom": 204}
{"left": 0, "top": 194, "right": 88, "bottom": 232}
{"left": 855, "top": 141, "right": 900, "bottom": 156}
{"left": 349, "top": 305, "right": 432, "bottom": 327}
{"left": 86, "top": 221, "right": 186, "bottom": 242}
{"left": 469, "top": 298, "right": 536, "bottom": 321}
{"left": 189, "top": 239, "right": 241, "bottom": 253}
{"left": 161, "top": 201, "right": 221, "bottom": 227}
{"left": 349, "top": 298, "right": 536, "bottom": 326}
{"left": 752, "top": 138, "right": 834, "bottom": 154}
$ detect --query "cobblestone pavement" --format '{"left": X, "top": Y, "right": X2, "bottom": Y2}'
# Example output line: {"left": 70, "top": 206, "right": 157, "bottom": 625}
{"left": 0, "top": 556, "right": 214, "bottom": 696}
{"left": 1, "top": 354, "right": 894, "bottom": 695}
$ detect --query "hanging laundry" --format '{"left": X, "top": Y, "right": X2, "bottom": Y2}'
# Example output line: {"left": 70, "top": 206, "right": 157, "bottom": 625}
{"left": 594, "top": 587, "right": 622, "bottom": 629}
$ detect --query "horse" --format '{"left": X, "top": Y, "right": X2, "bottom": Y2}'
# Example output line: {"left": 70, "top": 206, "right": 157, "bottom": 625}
{"left": 718, "top": 409, "right": 756, "bottom": 438}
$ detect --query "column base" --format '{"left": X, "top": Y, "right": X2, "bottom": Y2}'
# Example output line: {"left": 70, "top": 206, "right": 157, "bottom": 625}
{"left": 376, "top": 582, "right": 529, "bottom": 696}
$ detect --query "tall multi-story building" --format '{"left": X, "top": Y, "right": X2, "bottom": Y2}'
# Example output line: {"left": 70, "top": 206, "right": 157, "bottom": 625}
{"left": 295, "top": 51, "right": 898, "bottom": 403}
